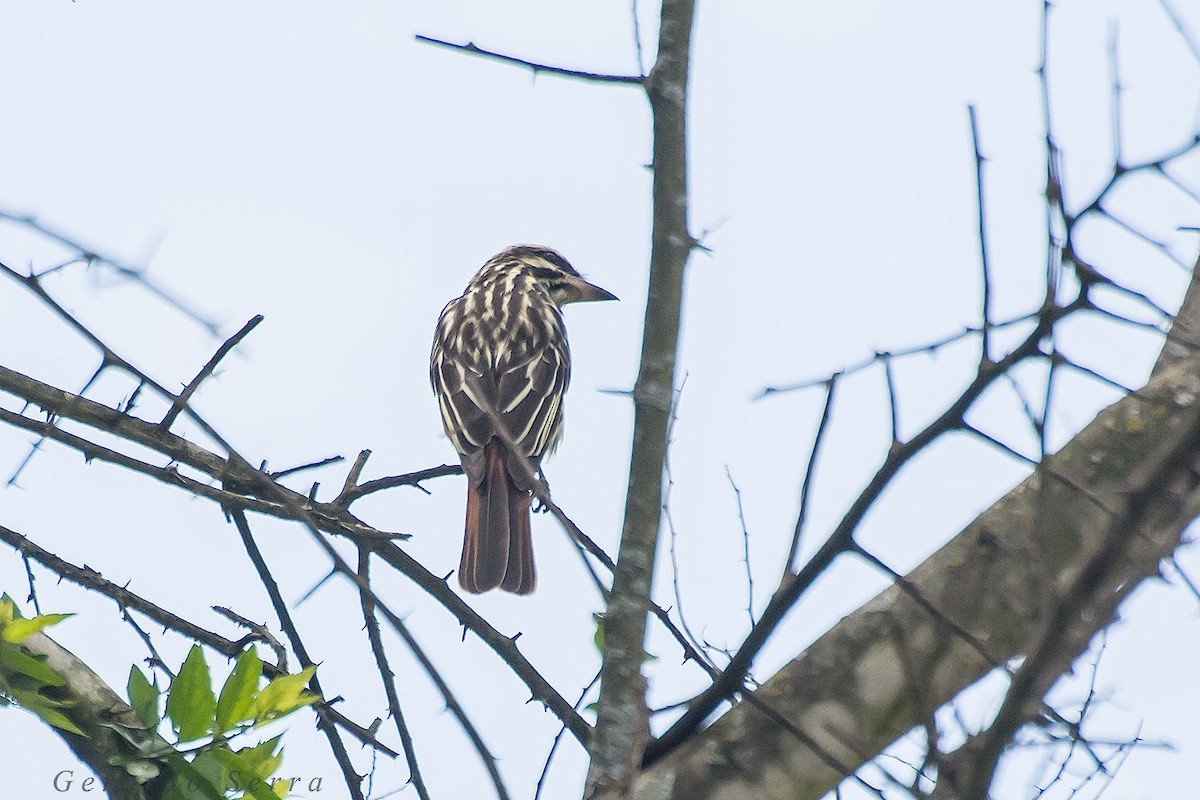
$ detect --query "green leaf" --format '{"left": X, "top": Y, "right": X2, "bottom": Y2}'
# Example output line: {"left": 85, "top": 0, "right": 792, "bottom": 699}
{"left": 0, "top": 642, "right": 65, "bottom": 686}
{"left": 167, "top": 646, "right": 215, "bottom": 742}
{"left": 592, "top": 613, "right": 653, "bottom": 661}
{"left": 127, "top": 665, "right": 161, "bottom": 728}
{"left": 190, "top": 750, "right": 232, "bottom": 794}
{"left": 235, "top": 735, "right": 283, "bottom": 779}
{"left": 216, "top": 648, "right": 262, "bottom": 734}
{"left": 165, "top": 754, "right": 225, "bottom": 800}
{"left": 252, "top": 666, "right": 318, "bottom": 723}
{"left": 214, "top": 748, "right": 282, "bottom": 800}
{"left": 1, "top": 613, "right": 73, "bottom": 644}
{"left": 246, "top": 774, "right": 284, "bottom": 800}
{"left": 14, "top": 693, "right": 84, "bottom": 736}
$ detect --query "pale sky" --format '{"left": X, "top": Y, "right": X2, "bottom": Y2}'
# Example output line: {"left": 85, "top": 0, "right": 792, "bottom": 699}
{"left": 2, "top": 1, "right": 1199, "bottom": 798}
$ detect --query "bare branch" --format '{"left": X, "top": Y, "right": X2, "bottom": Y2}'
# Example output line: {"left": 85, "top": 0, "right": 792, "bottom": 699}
{"left": 336, "top": 464, "right": 463, "bottom": 505}
{"left": 968, "top": 105, "right": 995, "bottom": 363}
{"left": 631, "top": 0, "right": 646, "bottom": 75}
{"left": 361, "top": 549, "right": 512, "bottom": 800}
{"left": 535, "top": 671, "right": 601, "bottom": 800}
{"left": 0, "top": 521, "right": 395, "bottom": 756}
{"left": 415, "top": 35, "right": 645, "bottom": 85}
{"left": 725, "top": 467, "right": 755, "bottom": 628}
{"left": 1108, "top": 23, "right": 1124, "bottom": 168}
{"left": 160, "top": 314, "right": 263, "bottom": 428}
{"left": 355, "top": 549, "right": 433, "bottom": 800}
{"left": 228, "top": 508, "right": 367, "bottom": 800}
{"left": 651, "top": 307, "right": 1068, "bottom": 762}
{"left": 0, "top": 208, "right": 220, "bottom": 334}
{"left": 757, "top": 312, "right": 1037, "bottom": 397}
{"left": 1156, "top": 0, "right": 1200, "bottom": 66}
{"left": 333, "top": 449, "right": 374, "bottom": 506}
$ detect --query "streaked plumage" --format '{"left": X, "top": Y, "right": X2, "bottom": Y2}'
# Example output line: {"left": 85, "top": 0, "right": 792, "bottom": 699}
{"left": 431, "top": 245, "right": 616, "bottom": 594}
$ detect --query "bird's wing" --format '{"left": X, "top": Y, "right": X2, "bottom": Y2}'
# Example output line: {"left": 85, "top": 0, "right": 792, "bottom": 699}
{"left": 495, "top": 341, "right": 570, "bottom": 462}
{"left": 432, "top": 294, "right": 570, "bottom": 484}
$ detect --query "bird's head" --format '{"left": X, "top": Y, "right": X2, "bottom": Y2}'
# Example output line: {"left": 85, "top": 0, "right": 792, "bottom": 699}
{"left": 484, "top": 244, "right": 618, "bottom": 306}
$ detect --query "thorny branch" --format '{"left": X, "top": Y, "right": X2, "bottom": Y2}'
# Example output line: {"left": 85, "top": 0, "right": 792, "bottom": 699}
{"left": 415, "top": 35, "right": 646, "bottom": 85}
{"left": 0, "top": 521, "right": 396, "bottom": 757}
{"left": 0, "top": 208, "right": 220, "bottom": 334}
{"left": 0, "top": 222, "right": 592, "bottom": 791}
{"left": 358, "top": 548, "right": 511, "bottom": 800}
{"left": 227, "top": 507, "right": 366, "bottom": 800}
{"left": 355, "top": 549, "right": 433, "bottom": 800}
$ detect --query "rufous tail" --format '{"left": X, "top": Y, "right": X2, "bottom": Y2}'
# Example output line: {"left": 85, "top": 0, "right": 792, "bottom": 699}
{"left": 459, "top": 440, "right": 535, "bottom": 594}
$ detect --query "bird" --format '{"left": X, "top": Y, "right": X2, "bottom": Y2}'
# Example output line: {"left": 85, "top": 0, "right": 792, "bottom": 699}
{"left": 430, "top": 245, "right": 617, "bottom": 594}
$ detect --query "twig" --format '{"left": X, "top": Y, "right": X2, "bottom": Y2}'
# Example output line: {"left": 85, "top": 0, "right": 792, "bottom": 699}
{"left": 663, "top": 377, "right": 707, "bottom": 658}
{"left": 1108, "top": 23, "right": 1124, "bottom": 168}
{"left": 1001, "top": 371, "right": 1045, "bottom": 453}
{"left": 1156, "top": 0, "right": 1200, "bottom": 65}
{"left": 534, "top": 671, "right": 601, "bottom": 800}
{"left": 782, "top": 373, "right": 838, "bottom": 579}
{"left": 881, "top": 355, "right": 900, "bottom": 444}
{"left": 961, "top": 422, "right": 1039, "bottom": 466}
{"left": 0, "top": 209, "right": 220, "bottom": 334}
{"left": 1166, "top": 556, "right": 1200, "bottom": 607}
{"left": 1051, "top": 351, "right": 1135, "bottom": 395}
{"left": 968, "top": 105, "right": 995, "bottom": 364}
{"left": 211, "top": 606, "right": 289, "bottom": 672}
{"left": 355, "top": 549, "right": 432, "bottom": 800}
{"left": 334, "top": 450, "right": 373, "bottom": 507}
{"left": 631, "top": 0, "right": 646, "bottom": 76}
{"left": 337, "top": 464, "right": 463, "bottom": 505}
{"left": 270, "top": 455, "right": 345, "bottom": 480}
{"left": 724, "top": 467, "right": 755, "bottom": 628}
{"left": 20, "top": 552, "right": 39, "bottom": 614}
{"left": 757, "top": 312, "right": 1037, "bottom": 397}
{"left": 7, "top": 360, "right": 107, "bottom": 487}
{"left": 160, "top": 314, "right": 263, "bottom": 428}
{"left": 360, "top": 550, "right": 511, "bottom": 800}
{"left": 414, "top": 35, "right": 645, "bottom": 85}
{"left": 0, "top": 522, "right": 236, "bottom": 650}
{"left": 119, "top": 604, "right": 175, "bottom": 679}
{"left": 229, "top": 508, "right": 366, "bottom": 800}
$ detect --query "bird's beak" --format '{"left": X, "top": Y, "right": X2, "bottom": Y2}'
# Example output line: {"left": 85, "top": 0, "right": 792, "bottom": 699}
{"left": 566, "top": 276, "right": 618, "bottom": 304}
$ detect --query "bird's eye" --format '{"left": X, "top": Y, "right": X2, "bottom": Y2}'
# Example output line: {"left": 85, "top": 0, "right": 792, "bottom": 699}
{"left": 538, "top": 251, "right": 575, "bottom": 273}
{"left": 529, "top": 267, "right": 562, "bottom": 282}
